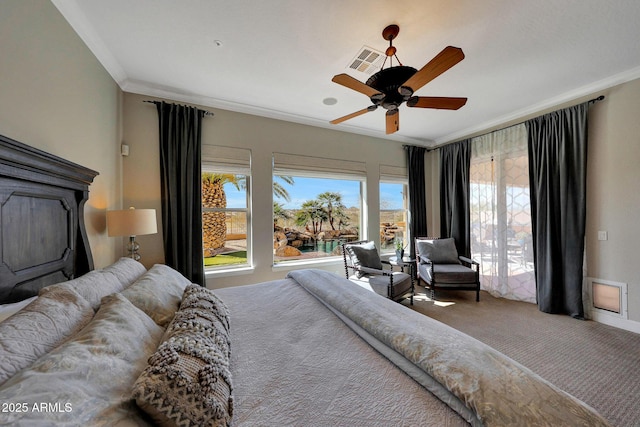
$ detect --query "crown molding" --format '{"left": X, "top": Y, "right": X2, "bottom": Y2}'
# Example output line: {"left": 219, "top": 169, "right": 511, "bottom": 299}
{"left": 123, "top": 79, "right": 433, "bottom": 147}
{"left": 435, "top": 65, "right": 640, "bottom": 146}
{"left": 51, "top": 0, "right": 128, "bottom": 85}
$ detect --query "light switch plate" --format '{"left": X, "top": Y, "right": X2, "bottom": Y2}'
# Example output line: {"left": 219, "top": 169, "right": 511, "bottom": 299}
{"left": 598, "top": 231, "right": 608, "bottom": 241}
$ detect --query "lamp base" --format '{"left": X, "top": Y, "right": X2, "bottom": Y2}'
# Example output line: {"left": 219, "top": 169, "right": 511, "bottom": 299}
{"left": 127, "top": 236, "right": 141, "bottom": 261}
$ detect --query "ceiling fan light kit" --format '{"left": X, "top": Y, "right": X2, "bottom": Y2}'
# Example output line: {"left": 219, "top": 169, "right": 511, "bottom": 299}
{"left": 330, "top": 24, "right": 467, "bottom": 134}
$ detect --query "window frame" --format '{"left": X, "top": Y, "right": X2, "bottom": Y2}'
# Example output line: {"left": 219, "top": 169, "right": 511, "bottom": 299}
{"left": 379, "top": 178, "right": 409, "bottom": 253}
{"left": 201, "top": 163, "right": 252, "bottom": 272}
{"left": 272, "top": 169, "right": 366, "bottom": 266}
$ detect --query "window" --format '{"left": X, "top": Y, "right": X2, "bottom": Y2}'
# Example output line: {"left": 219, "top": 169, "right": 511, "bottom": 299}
{"left": 380, "top": 181, "right": 408, "bottom": 252}
{"left": 273, "top": 153, "right": 365, "bottom": 264}
{"left": 379, "top": 164, "right": 409, "bottom": 253}
{"left": 202, "top": 146, "right": 251, "bottom": 270}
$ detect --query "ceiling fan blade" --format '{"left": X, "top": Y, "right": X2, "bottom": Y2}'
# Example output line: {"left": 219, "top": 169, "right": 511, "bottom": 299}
{"left": 330, "top": 105, "right": 377, "bottom": 125}
{"left": 407, "top": 96, "right": 467, "bottom": 110}
{"left": 332, "top": 73, "right": 383, "bottom": 99}
{"left": 386, "top": 109, "right": 399, "bottom": 134}
{"left": 399, "top": 46, "right": 465, "bottom": 96}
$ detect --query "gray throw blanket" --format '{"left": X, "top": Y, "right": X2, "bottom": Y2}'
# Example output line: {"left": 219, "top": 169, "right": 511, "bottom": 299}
{"left": 288, "top": 269, "right": 611, "bottom": 427}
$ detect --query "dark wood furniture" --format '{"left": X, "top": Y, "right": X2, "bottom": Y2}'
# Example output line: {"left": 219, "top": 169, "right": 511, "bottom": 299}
{"left": 0, "top": 134, "right": 98, "bottom": 303}
{"left": 388, "top": 255, "right": 417, "bottom": 276}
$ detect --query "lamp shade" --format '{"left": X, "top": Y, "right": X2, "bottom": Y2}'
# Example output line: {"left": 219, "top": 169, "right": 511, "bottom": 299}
{"left": 106, "top": 208, "right": 157, "bottom": 237}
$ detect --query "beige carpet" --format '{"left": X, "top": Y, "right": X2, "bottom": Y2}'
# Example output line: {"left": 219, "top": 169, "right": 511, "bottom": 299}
{"left": 406, "top": 286, "right": 640, "bottom": 427}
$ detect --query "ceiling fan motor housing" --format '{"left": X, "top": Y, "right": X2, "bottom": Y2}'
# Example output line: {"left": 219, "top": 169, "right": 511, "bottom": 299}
{"left": 366, "top": 66, "right": 417, "bottom": 109}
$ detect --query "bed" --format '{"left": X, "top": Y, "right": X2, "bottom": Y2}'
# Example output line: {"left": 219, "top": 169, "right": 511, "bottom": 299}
{"left": 0, "top": 135, "right": 612, "bottom": 426}
{"left": 0, "top": 133, "right": 98, "bottom": 304}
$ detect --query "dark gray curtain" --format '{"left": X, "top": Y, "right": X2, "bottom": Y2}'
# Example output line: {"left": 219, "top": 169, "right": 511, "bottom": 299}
{"left": 405, "top": 145, "right": 428, "bottom": 258}
{"left": 526, "top": 102, "right": 589, "bottom": 318}
{"left": 439, "top": 139, "right": 471, "bottom": 257}
{"left": 154, "top": 101, "right": 205, "bottom": 285}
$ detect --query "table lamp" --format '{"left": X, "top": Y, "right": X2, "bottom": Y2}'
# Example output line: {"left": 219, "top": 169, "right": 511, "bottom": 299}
{"left": 106, "top": 207, "right": 157, "bottom": 261}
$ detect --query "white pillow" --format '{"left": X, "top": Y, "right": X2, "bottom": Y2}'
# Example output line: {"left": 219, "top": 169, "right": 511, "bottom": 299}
{"left": 121, "top": 264, "right": 191, "bottom": 327}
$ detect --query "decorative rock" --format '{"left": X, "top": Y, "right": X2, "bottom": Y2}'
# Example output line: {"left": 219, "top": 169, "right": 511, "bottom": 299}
{"left": 275, "top": 245, "right": 302, "bottom": 257}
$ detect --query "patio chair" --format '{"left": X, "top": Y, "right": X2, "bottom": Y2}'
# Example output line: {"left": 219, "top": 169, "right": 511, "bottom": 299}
{"left": 342, "top": 240, "right": 414, "bottom": 304}
{"left": 415, "top": 237, "right": 480, "bottom": 301}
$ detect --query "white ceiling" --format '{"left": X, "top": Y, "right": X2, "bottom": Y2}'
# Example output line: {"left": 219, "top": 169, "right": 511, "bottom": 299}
{"left": 52, "top": 0, "right": 640, "bottom": 147}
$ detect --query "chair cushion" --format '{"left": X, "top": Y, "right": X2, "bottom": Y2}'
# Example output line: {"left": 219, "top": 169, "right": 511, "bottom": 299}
{"left": 351, "top": 271, "right": 412, "bottom": 300}
{"left": 416, "top": 238, "right": 461, "bottom": 264}
{"left": 419, "top": 263, "right": 477, "bottom": 286}
{"left": 346, "top": 241, "right": 382, "bottom": 277}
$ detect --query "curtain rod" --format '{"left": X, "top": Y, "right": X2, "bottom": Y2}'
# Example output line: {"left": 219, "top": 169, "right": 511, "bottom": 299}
{"left": 414, "top": 95, "right": 605, "bottom": 152}
{"left": 143, "top": 100, "right": 214, "bottom": 117}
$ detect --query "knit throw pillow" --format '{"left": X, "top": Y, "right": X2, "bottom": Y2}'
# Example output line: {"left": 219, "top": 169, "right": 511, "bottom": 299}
{"left": 133, "top": 284, "right": 233, "bottom": 427}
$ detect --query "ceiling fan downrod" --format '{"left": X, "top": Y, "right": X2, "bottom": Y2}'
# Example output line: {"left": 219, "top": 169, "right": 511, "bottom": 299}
{"left": 381, "top": 24, "right": 403, "bottom": 69}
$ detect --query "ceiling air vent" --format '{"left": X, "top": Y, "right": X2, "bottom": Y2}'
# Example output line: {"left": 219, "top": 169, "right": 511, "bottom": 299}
{"left": 348, "top": 46, "right": 385, "bottom": 75}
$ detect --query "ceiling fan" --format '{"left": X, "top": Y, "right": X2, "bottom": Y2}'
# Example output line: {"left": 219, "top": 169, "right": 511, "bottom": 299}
{"left": 330, "top": 24, "right": 467, "bottom": 135}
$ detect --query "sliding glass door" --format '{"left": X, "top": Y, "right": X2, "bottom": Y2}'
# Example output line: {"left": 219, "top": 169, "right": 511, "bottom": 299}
{"left": 470, "top": 125, "right": 535, "bottom": 302}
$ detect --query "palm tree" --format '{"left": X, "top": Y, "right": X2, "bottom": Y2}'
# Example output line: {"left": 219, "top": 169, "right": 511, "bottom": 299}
{"left": 273, "top": 201, "right": 291, "bottom": 228}
{"left": 202, "top": 173, "right": 295, "bottom": 256}
{"left": 334, "top": 208, "right": 351, "bottom": 230}
{"left": 295, "top": 199, "right": 327, "bottom": 235}
{"left": 318, "top": 191, "right": 347, "bottom": 230}
{"left": 202, "top": 173, "right": 243, "bottom": 255}
{"left": 274, "top": 175, "right": 295, "bottom": 202}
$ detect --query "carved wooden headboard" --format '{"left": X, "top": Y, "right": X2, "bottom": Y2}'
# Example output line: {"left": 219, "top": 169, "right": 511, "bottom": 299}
{"left": 0, "top": 134, "right": 98, "bottom": 304}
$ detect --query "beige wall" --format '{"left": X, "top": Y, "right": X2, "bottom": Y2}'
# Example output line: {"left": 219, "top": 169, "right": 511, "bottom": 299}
{"left": 122, "top": 92, "right": 408, "bottom": 287}
{"left": 586, "top": 79, "right": 640, "bottom": 322}
{"left": 0, "top": 0, "right": 123, "bottom": 268}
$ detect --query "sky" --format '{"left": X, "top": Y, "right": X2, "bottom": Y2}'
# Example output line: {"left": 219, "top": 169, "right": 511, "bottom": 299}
{"left": 223, "top": 177, "right": 404, "bottom": 210}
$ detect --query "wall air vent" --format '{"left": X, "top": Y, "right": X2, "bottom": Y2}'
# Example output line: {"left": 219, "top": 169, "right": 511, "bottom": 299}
{"left": 348, "top": 46, "right": 386, "bottom": 75}
{"left": 586, "top": 277, "right": 628, "bottom": 319}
